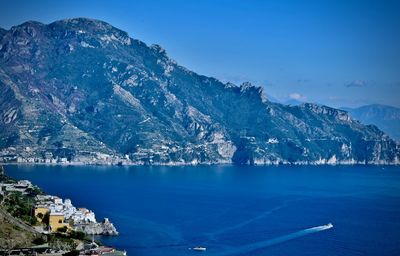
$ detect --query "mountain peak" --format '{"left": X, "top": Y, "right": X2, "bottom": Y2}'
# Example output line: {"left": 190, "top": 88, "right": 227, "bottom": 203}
{"left": 49, "top": 18, "right": 129, "bottom": 38}
{"left": 239, "top": 81, "right": 254, "bottom": 89}
{"left": 53, "top": 17, "right": 112, "bottom": 27}
{"left": 150, "top": 44, "right": 167, "bottom": 55}
{"left": 239, "top": 82, "right": 268, "bottom": 102}
{"left": 14, "top": 20, "right": 44, "bottom": 28}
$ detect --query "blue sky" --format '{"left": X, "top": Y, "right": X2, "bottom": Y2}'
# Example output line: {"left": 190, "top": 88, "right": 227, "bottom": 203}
{"left": 1, "top": 0, "right": 399, "bottom": 107}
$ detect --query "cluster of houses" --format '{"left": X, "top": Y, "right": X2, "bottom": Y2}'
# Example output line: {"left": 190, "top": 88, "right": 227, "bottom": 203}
{"left": 0, "top": 179, "right": 33, "bottom": 196}
{"left": 34, "top": 195, "right": 98, "bottom": 232}
{"left": 0, "top": 147, "right": 128, "bottom": 165}
{"left": 33, "top": 194, "right": 118, "bottom": 235}
{"left": 0, "top": 171, "right": 117, "bottom": 235}
{"left": 0, "top": 168, "right": 122, "bottom": 255}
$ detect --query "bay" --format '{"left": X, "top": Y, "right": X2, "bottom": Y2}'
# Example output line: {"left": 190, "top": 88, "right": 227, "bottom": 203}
{"left": 5, "top": 165, "right": 400, "bottom": 255}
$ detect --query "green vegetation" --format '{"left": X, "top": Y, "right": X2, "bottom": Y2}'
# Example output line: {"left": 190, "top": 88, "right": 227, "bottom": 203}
{"left": 54, "top": 230, "right": 87, "bottom": 241}
{"left": 57, "top": 226, "right": 68, "bottom": 233}
{"left": 48, "top": 233, "right": 77, "bottom": 251}
{"left": 3, "top": 192, "right": 37, "bottom": 225}
{"left": 0, "top": 168, "right": 101, "bottom": 252}
{"left": 28, "top": 186, "right": 44, "bottom": 196}
{"left": 32, "top": 236, "right": 47, "bottom": 245}
{"left": 0, "top": 212, "right": 37, "bottom": 249}
{"left": 69, "top": 231, "right": 86, "bottom": 240}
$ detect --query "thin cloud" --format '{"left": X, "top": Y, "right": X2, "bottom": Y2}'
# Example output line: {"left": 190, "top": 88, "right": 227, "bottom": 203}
{"left": 345, "top": 80, "right": 367, "bottom": 88}
{"left": 289, "top": 92, "right": 307, "bottom": 101}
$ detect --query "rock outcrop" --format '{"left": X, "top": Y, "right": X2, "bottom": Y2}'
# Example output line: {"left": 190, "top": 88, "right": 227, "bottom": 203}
{"left": 75, "top": 218, "right": 118, "bottom": 236}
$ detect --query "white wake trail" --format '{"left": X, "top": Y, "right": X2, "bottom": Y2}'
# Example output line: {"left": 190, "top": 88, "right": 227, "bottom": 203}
{"left": 207, "top": 205, "right": 284, "bottom": 241}
{"left": 214, "top": 223, "right": 333, "bottom": 256}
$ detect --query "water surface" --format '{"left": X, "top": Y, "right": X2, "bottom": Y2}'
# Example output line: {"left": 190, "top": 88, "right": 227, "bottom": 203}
{"left": 5, "top": 165, "right": 400, "bottom": 255}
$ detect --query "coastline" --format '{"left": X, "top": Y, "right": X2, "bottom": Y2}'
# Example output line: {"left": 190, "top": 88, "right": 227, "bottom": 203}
{"left": 1, "top": 159, "right": 399, "bottom": 167}
{"left": 0, "top": 166, "right": 125, "bottom": 255}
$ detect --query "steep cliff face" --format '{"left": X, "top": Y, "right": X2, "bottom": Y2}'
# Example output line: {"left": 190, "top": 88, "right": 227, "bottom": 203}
{"left": 0, "top": 18, "right": 398, "bottom": 165}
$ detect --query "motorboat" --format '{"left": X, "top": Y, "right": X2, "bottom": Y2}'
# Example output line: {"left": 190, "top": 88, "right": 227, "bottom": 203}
{"left": 191, "top": 246, "right": 206, "bottom": 251}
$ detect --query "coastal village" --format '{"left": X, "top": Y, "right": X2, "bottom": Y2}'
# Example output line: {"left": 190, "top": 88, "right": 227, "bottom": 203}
{"left": 0, "top": 147, "right": 128, "bottom": 166}
{"left": 33, "top": 194, "right": 118, "bottom": 235}
{"left": 0, "top": 167, "right": 125, "bottom": 256}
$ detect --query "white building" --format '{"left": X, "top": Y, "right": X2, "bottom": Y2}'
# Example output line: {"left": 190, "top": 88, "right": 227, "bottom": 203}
{"left": 35, "top": 195, "right": 97, "bottom": 226}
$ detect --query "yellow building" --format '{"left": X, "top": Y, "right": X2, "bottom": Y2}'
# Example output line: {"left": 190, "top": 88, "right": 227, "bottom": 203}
{"left": 34, "top": 206, "right": 49, "bottom": 222}
{"left": 49, "top": 212, "right": 66, "bottom": 232}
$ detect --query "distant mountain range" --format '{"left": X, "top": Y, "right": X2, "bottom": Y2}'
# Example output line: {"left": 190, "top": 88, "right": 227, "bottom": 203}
{"left": 272, "top": 99, "right": 400, "bottom": 142}
{"left": 0, "top": 18, "right": 398, "bottom": 165}
{"left": 341, "top": 104, "right": 400, "bottom": 141}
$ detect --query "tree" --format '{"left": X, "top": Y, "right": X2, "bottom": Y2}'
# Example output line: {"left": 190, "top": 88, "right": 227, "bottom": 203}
{"left": 33, "top": 236, "right": 47, "bottom": 245}
{"left": 57, "top": 226, "right": 68, "bottom": 233}
{"left": 42, "top": 212, "right": 50, "bottom": 226}
{"left": 70, "top": 231, "right": 86, "bottom": 240}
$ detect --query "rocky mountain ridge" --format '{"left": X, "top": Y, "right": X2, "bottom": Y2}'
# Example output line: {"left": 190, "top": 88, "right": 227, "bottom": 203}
{"left": 0, "top": 18, "right": 399, "bottom": 165}
{"left": 342, "top": 104, "right": 400, "bottom": 141}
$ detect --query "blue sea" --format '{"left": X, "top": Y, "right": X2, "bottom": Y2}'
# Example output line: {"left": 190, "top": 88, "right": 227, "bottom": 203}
{"left": 5, "top": 165, "right": 400, "bottom": 255}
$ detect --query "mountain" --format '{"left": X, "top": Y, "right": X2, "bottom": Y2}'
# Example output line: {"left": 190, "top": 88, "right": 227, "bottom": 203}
{"left": 342, "top": 104, "right": 400, "bottom": 141}
{"left": 0, "top": 18, "right": 398, "bottom": 165}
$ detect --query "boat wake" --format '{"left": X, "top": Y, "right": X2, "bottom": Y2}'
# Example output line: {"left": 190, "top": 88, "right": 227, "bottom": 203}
{"left": 206, "top": 204, "right": 285, "bottom": 241}
{"left": 214, "top": 223, "right": 333, "bottom": 256}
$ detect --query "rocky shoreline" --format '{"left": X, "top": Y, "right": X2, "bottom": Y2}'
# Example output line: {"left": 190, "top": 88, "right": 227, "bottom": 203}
{"left": 0, "top": 166, "right": 123, "bottom": 254}
{"left": 1, "top": 157, "right": 399, "bottom": 166}
{"left": 75, "top": 218, "right": 118, "bottom": 236}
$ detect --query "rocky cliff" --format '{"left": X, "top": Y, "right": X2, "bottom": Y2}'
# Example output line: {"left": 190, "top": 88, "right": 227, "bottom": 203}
{"left": 75, "top": 218, "right": 118, "bottom": 236}
{"left": 0, "top": 18, "right": 398, "bottom": 165}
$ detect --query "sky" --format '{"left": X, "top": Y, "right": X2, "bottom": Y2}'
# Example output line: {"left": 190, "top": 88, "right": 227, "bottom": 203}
{"left": 0, "top": 0, "right": 399, "bottom": 108}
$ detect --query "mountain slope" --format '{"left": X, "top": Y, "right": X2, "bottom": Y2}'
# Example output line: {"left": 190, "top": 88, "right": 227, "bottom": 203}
{"left": 342, "top": 104, "right": 400, "bottom": 141}
{"left": 0, "top": 18, "right": 398, "bottom": 165}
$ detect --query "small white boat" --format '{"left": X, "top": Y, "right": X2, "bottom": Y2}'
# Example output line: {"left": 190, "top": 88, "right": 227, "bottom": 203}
{"left": 191, "top": 246, "right": 207, "bottom": 251}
